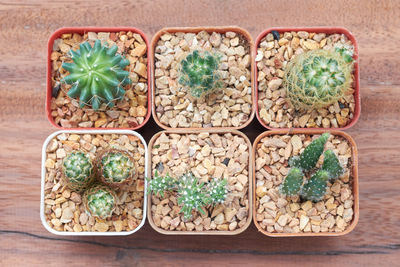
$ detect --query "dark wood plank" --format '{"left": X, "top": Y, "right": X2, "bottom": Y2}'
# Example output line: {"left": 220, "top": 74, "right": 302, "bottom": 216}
{"left": 0, "top": 0, "right": 399, "bottom": 266}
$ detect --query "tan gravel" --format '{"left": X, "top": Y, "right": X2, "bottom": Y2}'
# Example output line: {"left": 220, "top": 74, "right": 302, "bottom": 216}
{"left": 44, "top": 133, "right": 145, "bottom": 232}
{"left": 150, "top": 132, "right": 251, "bottom": 232}
{"left": 255, "top": 133, "right": 354, "bottom": 234}
{"left": 257, "top": 31, "right": 356, "bottom": 128}
{"left": 50, "top": 31, "right": 148, "bottom": 129}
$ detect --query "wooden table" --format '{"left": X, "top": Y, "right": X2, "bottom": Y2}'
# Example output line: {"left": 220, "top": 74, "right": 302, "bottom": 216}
{"left": 1, "top": 0, "right": 399, "bottom": 266}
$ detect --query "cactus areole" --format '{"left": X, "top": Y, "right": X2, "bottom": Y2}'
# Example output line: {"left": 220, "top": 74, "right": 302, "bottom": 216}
{"left": 178, "top": 50, "right": 223, "bottom": 98}
{"left": 284, "top": 48, "right": 354, "bottom": 111}
{"left": 61, "top": 40, "right": 131, "bottom": 110}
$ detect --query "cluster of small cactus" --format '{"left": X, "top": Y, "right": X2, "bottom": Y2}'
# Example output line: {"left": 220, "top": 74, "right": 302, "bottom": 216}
{"left": 283, "top": 46, "right": 354, "bottom": 110}
{"left": 98, "top": 150, "right": 136, "bottom": 188}
{"left": 148, "top": 171, "right": 228, "bottom": 219}
{"left": 61, "top": 40, "right": 131, "bottom": 110}
{"left": 61, "top": 148, "right": 137, "bottom": 219}
{"left": 280, "top": 133, "right": 344, "bottom": 202}
{"left": 178, "top": 50, "right": 223, "bottom": 98}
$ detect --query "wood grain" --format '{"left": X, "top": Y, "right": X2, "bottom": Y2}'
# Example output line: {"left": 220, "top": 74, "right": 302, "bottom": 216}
{"left": 1, "top": 0, "right": 400, "bottom": 266}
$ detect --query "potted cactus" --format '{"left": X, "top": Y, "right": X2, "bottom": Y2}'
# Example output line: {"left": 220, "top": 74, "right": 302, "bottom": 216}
{"left": 151, "top": 26, "right": 255, "bottom": 129}
{"left": 253, "top": 130, "right": 359, "bottom": 236}
{"left": 147, "top": 129, "right": 253, "bottom": 234}
{"left": 41, "top": 130, "right": 147, "bottom": 235}
{"left": 255, "top": 27, "right": 360, "bottom": 129}
{"left": 47, "top": 27, "right": 151, "bottom": 130}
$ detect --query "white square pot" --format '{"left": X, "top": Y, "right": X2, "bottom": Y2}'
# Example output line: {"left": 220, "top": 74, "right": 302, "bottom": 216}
{"left": 41, "top": 130, "right": 148, "bottom": 236}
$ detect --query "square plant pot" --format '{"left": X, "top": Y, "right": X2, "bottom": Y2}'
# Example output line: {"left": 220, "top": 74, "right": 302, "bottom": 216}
{"left": 147, "top": 129, "right": 253, "bottom": 234}
{"left": 151, "top": 26, "right": 255, "bottom": 130}
{"left": 253, "top": 129, "right": 359, "bottom": 236}
{"left": 41, "top": 130, "right": 148, "bottom": 236}
{"left": 47, "top": 27, "right": 151, "bottom": 130}
{"left": 255, "top": 27, "right": 360, "bottom": 130}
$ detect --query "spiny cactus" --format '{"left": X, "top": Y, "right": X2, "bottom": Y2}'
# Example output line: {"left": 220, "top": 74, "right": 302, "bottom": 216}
{"left": 300, "top": 170, "right": 330, "bottom": 202}
{"left": 83, "top": 185, "right": 116, "bottom": 219}
{"left": 295, "top": 133, "right": 330, "bottom": 171}
{"left": 147, "top": 171, "right": 176, "bottom": 198}
{"left": 322, "top": 150, "right": 344, "bottom": 181}
{"left": 61, "top": 40, "right": 131, "bottom": 110}
{"left": 62, "top": 151, "right": 94, "bottom": 192}
{"left": 207, "top": 178, "right": 228, "bottom": 204}
{"left": 178, "top": 50, "right": 223, "bottom": 98}
{"left": 281, "top": 133, "right": 345, "bottom": 202}
{"left": 280, "top": 167, "right": 304, "bottom": 196}
{"left": 98, "top": 150, "right": 136, "bottom": 188}
{"left": 284, "top": 48, "right": 354, "bottom": 110}
{"left": 148, "top": 171, "right": 228, "bottom": 219}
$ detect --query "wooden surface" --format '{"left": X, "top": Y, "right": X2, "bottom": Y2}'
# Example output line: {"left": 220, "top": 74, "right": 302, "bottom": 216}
{"left": 1, "top": 0, "right": 400, "bottom": 266}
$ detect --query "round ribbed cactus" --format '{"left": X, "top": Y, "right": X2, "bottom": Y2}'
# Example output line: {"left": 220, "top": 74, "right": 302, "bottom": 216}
{"left": 83, "top": 185, "right": 116, "bottom": 219}
{"left": 284, "top": 49, "right": 354, "bottom": 110}
{"left": 62, "top": 151, "right": 94, "bottom": 191}
{"left": 178, "top": 50, "right": 223, "bottom": 98}
{"left": 98, "top": 150, "right": 136, "bottom": 188}
{"left": 61, "top": 39, "right": 131, "bottom": 110}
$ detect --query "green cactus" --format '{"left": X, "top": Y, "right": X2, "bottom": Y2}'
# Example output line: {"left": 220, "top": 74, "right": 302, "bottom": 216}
{"left": 178, "top": 50, "right": 223, "bottom": 98}
{"left": 280, "top": 167, "right": 304, "bottom": 196}
{"left": 322, "top": 150, "right": 344, "bottom": 180}
{"left": 148, "top": 171, "right": 228, "bottom": 219}
{"left": 99, "top": 150, "right": 136, "bottom": 188}
{"left": 296, "top": 133, "right": 330, "bottom": 171}
{"left": 83, "top": 185, "right": 116, "bottom": 219}
{"left": 62, "top": 151, "right": 94, "bottom": 191}
{"left": 147, "top": 171, "right": 177, "bottom": 198}
{"left": 207, "top": 178, "right": 228, "bottom": 205}
{"left": 61, "top": 40, "right": 131, "bottom": 110}
{"left": 300, "top": 170, "right": 330, "bottom": 202}
{"left": 284, "top": 48, "right": 354, "bottom": 110}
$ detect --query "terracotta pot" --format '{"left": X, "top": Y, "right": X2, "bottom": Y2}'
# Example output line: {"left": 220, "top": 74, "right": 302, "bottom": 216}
{"left": 41, "top": 130, "right": 148, "bottom": 236}
{"left": 150, "top": 26, "right": 255, "bottom": 130}
{"left": 254, "top": 27, "right": 361, "bottom": 130}
{"left": 46, "top": 27, "right": 151, "bottom": 130}
{"left": 252, "top": 129, "right": 359, "bottom": 237}
{"left": 147, "top": 129, "right": 253, "bottom": 235}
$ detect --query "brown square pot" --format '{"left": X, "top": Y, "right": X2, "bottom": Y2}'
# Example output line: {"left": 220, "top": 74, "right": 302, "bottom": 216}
{"left": 252, "top": 129, "right": 359, "bottom": 236}
{"left": 254, "top": 27, "right": 360, "bottom": 130}
{"left": 47, "top": 27, "right": 151, "bottom": 130}
{"left": 147, "top": 129, "right": 253, "bottom": 235}
{"left": 150, "top": 26, "right": 255, "bottom": 130}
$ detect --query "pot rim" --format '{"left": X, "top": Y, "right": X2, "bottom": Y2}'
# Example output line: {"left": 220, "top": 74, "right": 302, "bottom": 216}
{"left": 46, "top": 27, "right": 152, "bottom": 130}
{"left": 254, "top": 27, "right": 361, "bottom": 131}
{"left": 41, "top": 129, "right": 148, "bottom": 236}
{"left": 252, "top": 129, "right": 359, "bottom": 237}
{"left": 147, "top": 128, "right": 253, "bottom": 235}
{"left": 149, "top": 26, "right": 256, "bottom": 130}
